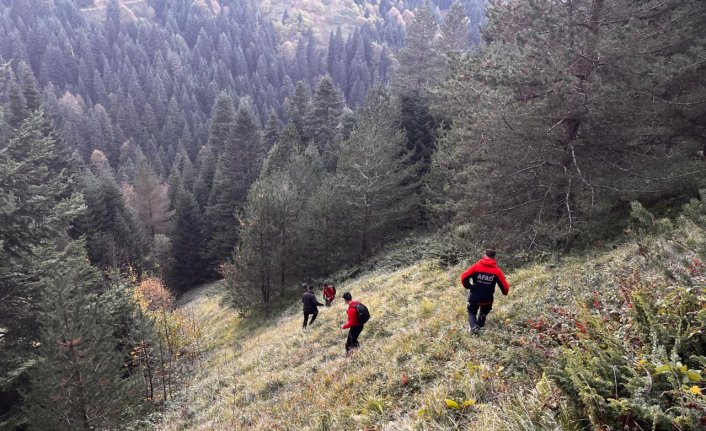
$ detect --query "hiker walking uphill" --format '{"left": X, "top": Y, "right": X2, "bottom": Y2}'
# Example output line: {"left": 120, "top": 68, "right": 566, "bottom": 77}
{"left": 460, "top": 249, "right": 510, "bottom": 334}
{"left": 302, "top": 284, "right": 323, "bottom": 329}
{"left": 323, "top": 283, "right": 336, "bottom": 307}
{"left": 341, "top": 292, "right": 369, "bottom": 354}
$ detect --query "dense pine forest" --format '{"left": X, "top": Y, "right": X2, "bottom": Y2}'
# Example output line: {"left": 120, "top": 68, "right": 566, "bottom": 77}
{"left": 0, "top": 0, "right": 705, "bottom": 430}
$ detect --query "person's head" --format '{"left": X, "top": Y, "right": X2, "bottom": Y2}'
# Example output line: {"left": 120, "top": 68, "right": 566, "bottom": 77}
{"left": 342, "top": 292, "right": 352, "bottom": 304}
{"left": 302, "top": 283, "right": 309, "bottom": 291}
{"left": 307, "top": 285, "right": 314, "bottom": 292}
{"left": 484, "top": 248, "right": 497, "bottom": 259}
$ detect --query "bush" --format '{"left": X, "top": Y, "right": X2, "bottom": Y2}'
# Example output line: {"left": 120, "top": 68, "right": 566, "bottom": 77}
{"left": 552, "top": 275, "right": 706, "bottom": 430}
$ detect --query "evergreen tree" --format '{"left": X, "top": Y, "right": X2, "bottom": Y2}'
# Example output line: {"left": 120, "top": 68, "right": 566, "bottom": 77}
{"left": 394, "top": 4, "right": 444, "bottom": 92}
{"left": 105, "top": 0, "right": 121, "bottom": 47}
{"left": 204, "top": 106, "right": 260, "bottom": 268}
{"left": 207, "top": 93, "right": 237, "bottom": 155}
{"left": 262, "top": 124, "right": 301, "bottom": 176}
{"left": 433, "top": 0, "right": 706, "bottom": 249}
{"left": 168, "top": 186, "right": 205, "bottom": 292}
{"left": 7, "top": 77, "right": 27, "bottom": 128}
{"left": 0, "top": 109, "right": 83, "bottom": 427}
{"left": 335, "top": 89, "right": 417, "bottom": 257}
{"left": 27, "top": 242, "right": 144, "bottom": 430}
{"left": 193, "top": 145, "right": 216, "bottom": 209}
{"left": 0, "top": 109, "right": 82, "bottom": 262}
{"left": 262, "top": 112, "right": 281, "bottom": 153}
{"left": 167, "top": 150, "right": 195, "bottom": 204}
{"left": 288, "top": 81, "right": 309, "bottom": 138}
{"left": 76, "top": 166, "right": 146, "bottom": 271}
{"left": 227, "top": 172, "right": 299, "bottom": 306}
{"left": 440, "top": 0, "right": 470, "bottom": 58}
{"left": 295, "top": 175, "right": 354, "bottom": 276}
{"left": 304, "top": 75, "right": 343, "bottom": 170}
{"left": 399, "top": 90, "right": 437, "bottom": 174}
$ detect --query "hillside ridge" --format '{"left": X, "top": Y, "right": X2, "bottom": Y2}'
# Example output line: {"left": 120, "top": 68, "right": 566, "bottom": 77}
{"left": 149, "top": 215, "right": 706, "bottom": 430}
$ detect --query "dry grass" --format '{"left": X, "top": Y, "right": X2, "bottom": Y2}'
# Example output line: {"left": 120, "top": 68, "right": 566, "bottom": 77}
{"left": 147, "top": 220, "right": 705, "bottom": 431}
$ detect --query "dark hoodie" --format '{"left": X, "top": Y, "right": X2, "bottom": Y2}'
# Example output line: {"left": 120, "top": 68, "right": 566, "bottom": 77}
{"left": 460, "top": 257, "right": 510, "bottom": 304}
{"left": 302, "top": 291, "right": 323, "bottom": 313}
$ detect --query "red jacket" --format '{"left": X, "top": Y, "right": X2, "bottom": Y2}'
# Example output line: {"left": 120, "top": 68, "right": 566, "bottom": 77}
{"left": 460, "top": 258, "right": 509, "bottom": 305}
{"left": 342, "top": 301, "right": 360, "bottom": 329}
{"left": 323, "top": 286, "right": 335, "bottom": 301}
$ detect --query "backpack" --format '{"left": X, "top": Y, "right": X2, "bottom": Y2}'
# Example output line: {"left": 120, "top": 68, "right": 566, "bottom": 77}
{"left": 353, "top": 302, "right": 370, "bottom": 325}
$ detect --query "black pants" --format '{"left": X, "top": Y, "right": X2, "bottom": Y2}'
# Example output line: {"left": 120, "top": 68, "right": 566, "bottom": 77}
{"left": 345, "top": 325, "right": 363, "bottom": 352}
{"left": 468, "top": 302, "right": 493, "bottom": 329}
{"left": 303, "top": 311, "right": 318, "bottom": 328}
{"left": 324, "top": 298, "right": 332, "bottom": 307}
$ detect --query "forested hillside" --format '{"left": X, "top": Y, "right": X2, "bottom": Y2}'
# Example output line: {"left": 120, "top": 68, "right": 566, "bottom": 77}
{"left": 0, "top": 0, "right": 705, "bottom": 429}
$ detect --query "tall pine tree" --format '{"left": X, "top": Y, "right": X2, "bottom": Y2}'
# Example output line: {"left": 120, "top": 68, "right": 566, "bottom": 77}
{"left": 335, "top": 89, "right": 417, "bottom": 257}
{"left": 204, "top": 106, "right": 261, "bottom": 268}
{"left": 168, "top": 186, "right": 205, "bottom": 292}
{"left": 304, "top": 75, "right": 343, "bottom": 171}
{"left": 27, "top": 242, "right": 145, "bottom": 430}
{"left": 394, "top": 4, "right": 444, "bottom": 92}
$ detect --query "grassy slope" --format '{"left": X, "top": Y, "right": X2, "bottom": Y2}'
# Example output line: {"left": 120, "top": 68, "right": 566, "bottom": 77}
{"left": 154, "top": 220, "right": 705, "bottom": 431}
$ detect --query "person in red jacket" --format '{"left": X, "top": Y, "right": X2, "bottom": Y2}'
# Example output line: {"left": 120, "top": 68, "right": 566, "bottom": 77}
{"left": 341, "top": 292, "right": 363, "bottom": 354}
{"left": 460, "top": 249, "right": 510, "bottom": 334}
{"left": 323, "top": 283, "right": 336, "bottom": 307}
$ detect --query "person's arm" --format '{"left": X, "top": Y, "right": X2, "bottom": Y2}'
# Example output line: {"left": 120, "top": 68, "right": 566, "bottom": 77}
{"left": 460, "top": 265, "right": 476, "bottom": 290}
{"left": 497, "top": 269, "right": 510, "bottom": 295}
{"left": 341, "top": 306, "right": 355, "bottom": 329}
{"left": 316, "top": 297, "right": 324, "bottom": 306}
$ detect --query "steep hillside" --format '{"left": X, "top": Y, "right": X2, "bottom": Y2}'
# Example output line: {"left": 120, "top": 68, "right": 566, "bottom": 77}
{"left": 147, "top": 207, "right": 706, "bottom": 430}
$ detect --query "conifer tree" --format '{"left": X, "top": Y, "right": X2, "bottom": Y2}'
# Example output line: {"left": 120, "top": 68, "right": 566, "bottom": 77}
{"left": 168, "top": 186, "right": 205, "bottom": 292}
{"left": 204, "top": 106, "right": 260, "bottom": 268}
{"left": 304, "top": 75, "right": 343, "bottom": 170}
{"left": 394, "top": 4, "right": 443, "bottom": 92}
{"left": 0, "top": 109, "right": 82, "bottom": 262}
{"left": 440, "top": 1, "right": 470, "bottom": 58}
{"left": 262, "top": 124, "right": 301, "bottom": 176}
{"left": 295, "top": 175, "right": 354, "bottom": 276}
{"left": 207, "top": 93, "right": 237, "bottom": 155}
{"left": 7, "top": 77, "right": 27, "bottom": 128}
{"left": 128, "top": 161, "right": 172, "bottom": 241}
{"left": 399, "top": 91, "right": 437, "bottom": 174}
{"left": 228, "top": 172, "right": 299, "bottom": 306}
{"left": 20, "top": 62, "right": 42, "bottom": 113}
{"left": 262, "top": 112, "right": 281, "bottom": 153}
{"left": 105, "top": 0, "right": 121, "bottom": 47}
{"left": 27, "top": 242, "right": 144, "bottom": 430}
{"left": 0, "top": 109, "right": 84, "bottom": 426}
{"left": 434, "top": 0, "right": 706, "bottom": 249}
{"left": 77, "top": 166, "right": 146, "bottom": 271}
{"left": 193, "top": 145, "right": 217, "bottom": 209}
{"left": 288, "top": 81, "right": 309, "bottom": 138}
{"left": 335, "top": 89, "right": 417, "bottom": 257}
{"left": 167, "top": 150, "right": 195, "bottom": 205}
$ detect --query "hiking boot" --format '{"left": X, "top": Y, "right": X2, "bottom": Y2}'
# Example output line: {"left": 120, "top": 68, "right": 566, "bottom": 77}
{"left": 470, "top": 325, "right": 480, "bottom": 335}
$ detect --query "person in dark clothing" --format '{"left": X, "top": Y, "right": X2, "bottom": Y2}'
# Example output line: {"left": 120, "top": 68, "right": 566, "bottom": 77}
{"left": 341, "top": 292, "right": 363, "bottom": 353}
{"left": 323, "top": 283, "right": 336, "bottom": 306}
{"left": 460, "top": 249, "right": 510, "bottom": 334}
{"left": 302, "top": 284, "right": 323, "bottom": 329}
